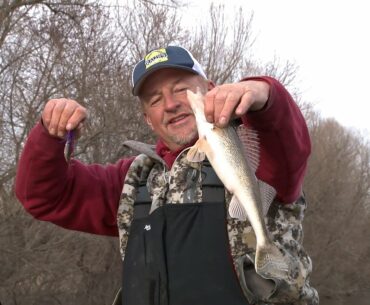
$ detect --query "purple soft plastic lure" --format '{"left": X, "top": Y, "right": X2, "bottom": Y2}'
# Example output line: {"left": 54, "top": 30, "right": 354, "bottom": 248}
{"left": 64, "top": 130, "right": 75, "bottom": 162}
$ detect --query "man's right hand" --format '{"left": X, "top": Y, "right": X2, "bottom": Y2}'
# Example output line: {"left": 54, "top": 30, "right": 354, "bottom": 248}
{"left": 42, "top": 98, "right": 87, "bottom": 139}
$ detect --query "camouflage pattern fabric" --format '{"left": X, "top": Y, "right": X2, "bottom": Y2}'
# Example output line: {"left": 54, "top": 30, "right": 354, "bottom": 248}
{"left": 117, "top": 153, "right": 154, "bottom": 260}
{"left": 147, "top": 148, "right": 203, "bottom": 212}
{"left": 230, "top": 196, "right": 319, "bottom": 305}
{"left": 117, "top": 143, "right": 318, "bottom": 305}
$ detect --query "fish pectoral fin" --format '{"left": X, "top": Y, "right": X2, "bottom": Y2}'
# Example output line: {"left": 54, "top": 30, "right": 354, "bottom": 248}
{"left": 228, "top": 195, "right": 248, "bottom": 221}
{"left": 187, "top": 140, "right": 206, "bottom": 162}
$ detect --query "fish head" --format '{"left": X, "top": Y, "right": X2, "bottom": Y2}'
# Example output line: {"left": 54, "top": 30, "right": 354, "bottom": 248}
{"left": 186, "top": 87, "right": 206, "bottom": 117}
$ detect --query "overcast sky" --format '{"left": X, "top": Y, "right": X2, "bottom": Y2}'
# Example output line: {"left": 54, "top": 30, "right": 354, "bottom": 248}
{"left": 184, "top": 0, "right": 370, "bottom": 134}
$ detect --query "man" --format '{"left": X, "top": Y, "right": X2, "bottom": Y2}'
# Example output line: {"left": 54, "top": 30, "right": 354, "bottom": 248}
{"left": 15, "top": 46, "right": 318, "bottom": 305}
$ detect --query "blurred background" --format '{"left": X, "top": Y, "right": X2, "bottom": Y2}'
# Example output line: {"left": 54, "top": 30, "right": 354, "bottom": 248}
{"left": 0, "top": 0, "right": 369, "bottom": 304}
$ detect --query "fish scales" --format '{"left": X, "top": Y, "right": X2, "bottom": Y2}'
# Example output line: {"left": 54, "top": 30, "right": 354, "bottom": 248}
{"left": 186, "top": 88, "right": 292, "bottom": 280}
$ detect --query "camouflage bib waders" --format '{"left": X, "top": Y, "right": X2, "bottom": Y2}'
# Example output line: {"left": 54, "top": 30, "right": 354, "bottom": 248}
{"left": 116, "top": 142, "right": 319, "bottom": 305}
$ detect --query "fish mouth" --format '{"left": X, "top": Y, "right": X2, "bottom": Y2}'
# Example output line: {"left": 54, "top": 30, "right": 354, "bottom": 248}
{"left": 166, "top": 113, "right": 193, "bottom": 126}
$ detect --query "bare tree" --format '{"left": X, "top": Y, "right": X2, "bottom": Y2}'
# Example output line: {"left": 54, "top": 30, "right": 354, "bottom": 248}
{"left": 3, "top": 1, "right": 369, "bottom": 304}
{"left": 303, "top": 116, "right": 370, "bottom": 303}
{"left": 0, "top": 2, "right": 124, "bottom": 304}
{"left": 182, "top": 4, "right": 254, "bottom": 84}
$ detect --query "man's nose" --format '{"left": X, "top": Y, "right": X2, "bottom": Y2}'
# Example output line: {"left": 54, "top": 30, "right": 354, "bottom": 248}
{"left": 163, "top": 94, "right": 180, "bottom": 111}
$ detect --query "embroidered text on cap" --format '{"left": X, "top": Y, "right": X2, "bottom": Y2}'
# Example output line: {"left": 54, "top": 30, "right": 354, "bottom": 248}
{"left": 145, "top": 48, "right": 169, "bottom": 69}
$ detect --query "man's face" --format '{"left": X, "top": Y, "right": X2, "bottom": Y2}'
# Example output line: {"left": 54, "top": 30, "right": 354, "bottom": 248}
{"left": 139, "top": 68, "right": 213, "bottom": 151}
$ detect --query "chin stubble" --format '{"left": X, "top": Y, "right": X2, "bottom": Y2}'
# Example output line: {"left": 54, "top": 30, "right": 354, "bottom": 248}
{"left": 168, "top": 126, "right": 198, "bottom": 146}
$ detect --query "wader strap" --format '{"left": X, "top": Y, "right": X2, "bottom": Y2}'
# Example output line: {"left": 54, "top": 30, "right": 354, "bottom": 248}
{"left": 201, "top": 161, "right": 224, "bottom": 203}
{"left": 134, "top": 183, "right": 151, "bottom": 219}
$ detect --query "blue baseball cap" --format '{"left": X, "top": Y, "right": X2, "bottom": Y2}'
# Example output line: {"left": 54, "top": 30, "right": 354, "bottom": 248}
{"left": 131, "top": 46, "right": 207, "bottom": 96}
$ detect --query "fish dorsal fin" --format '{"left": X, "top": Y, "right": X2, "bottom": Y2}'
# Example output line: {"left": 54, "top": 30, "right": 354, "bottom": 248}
{"left": 236, "top": 124, "right": 277, "bottom": 215}
{"left": 236, "top": 125, "right": 260, "bottom": 173}
{"left": 258, "top": 180, "right": 277, "bottom": 216}
{"left": 228, "top": 195, "right": 248, "bottom": 221}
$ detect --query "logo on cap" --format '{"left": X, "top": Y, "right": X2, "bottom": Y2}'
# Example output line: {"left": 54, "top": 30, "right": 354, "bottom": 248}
{"left": 144, "top": 48, "right": 168, "bottom": 69}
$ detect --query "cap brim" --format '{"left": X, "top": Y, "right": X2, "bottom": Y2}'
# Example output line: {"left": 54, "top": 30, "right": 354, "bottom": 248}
{"left": 132, "top": 64, "right": 201, "bottom": 96}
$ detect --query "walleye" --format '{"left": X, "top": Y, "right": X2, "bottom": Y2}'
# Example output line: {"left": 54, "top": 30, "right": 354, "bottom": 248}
{"left": 186, "top": 88, "right": 290, "bottom": 279}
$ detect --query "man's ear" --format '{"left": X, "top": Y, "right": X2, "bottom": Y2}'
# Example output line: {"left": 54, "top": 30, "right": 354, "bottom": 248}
{"left": 144, "top": 113, "right": 154, "bottom": 130}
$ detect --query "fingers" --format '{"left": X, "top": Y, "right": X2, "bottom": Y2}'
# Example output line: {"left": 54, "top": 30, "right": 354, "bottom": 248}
{"left": 204, "top": 84, "right": 244, "bottom": 127}
{"left": 42, "top": 98, "right": 87, "bottom": 138}
{"left": 204, "top": 81, "right": 270, "bottom": 127}
{"left": 49, "top": 99, "right": 69, "bottom": 136}
{"left": 204, "top": 87, "right": 217, "bottom": 123}
{"left": 42, "top": 100, "right": 57, "bottom": 129}
{"left": 217, "top": 91, "right": 240, "bottom": 126}
{"left": 236, "top": 90, "right": 255, "bottom": 116}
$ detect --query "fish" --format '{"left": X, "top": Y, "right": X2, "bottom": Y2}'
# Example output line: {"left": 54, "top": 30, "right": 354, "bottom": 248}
{"left": 186, "top": 88, "right": 290, "bottom": 279}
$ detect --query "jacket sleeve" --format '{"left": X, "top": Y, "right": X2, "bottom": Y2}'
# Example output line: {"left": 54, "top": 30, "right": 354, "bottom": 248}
{"left": 241, "top": 76, "right": 311, "bottom": 203}
{"left": 15, "top": 122, "right": 134, "bottom": 236}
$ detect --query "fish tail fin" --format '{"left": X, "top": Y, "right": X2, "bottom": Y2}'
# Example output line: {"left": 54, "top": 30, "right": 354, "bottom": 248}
{"left": 255, "top": 243, "right": 290, "bottom": 280}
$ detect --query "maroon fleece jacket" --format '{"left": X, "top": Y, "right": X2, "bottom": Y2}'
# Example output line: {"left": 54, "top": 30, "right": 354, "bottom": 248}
{"left": 15, "top": 76, "right": 311, "bottom": 236}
